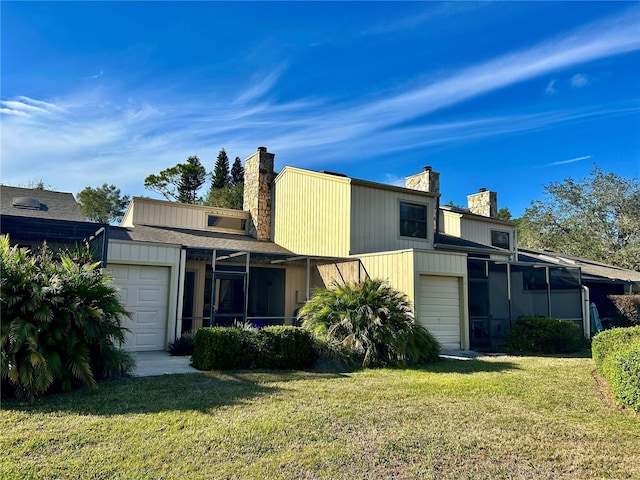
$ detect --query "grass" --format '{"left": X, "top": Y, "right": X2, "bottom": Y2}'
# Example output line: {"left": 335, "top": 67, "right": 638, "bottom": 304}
{"left": 1, "top": 355, "right": 639, "bottom": 479}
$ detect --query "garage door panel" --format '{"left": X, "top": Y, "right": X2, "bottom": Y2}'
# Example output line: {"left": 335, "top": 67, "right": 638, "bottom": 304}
{"left": 419, "top": 275, "right": 461, "bottom": 350}
{"left": 109, "top": 264, "right": 170, "bottom": 351}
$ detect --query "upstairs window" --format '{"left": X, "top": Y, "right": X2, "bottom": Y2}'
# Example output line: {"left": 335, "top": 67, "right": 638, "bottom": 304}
{"left": 399, "top": 201, "right": 428, "bottom": 239}
{"left": 491, "top": 230, "right": 510, "bottom": 250}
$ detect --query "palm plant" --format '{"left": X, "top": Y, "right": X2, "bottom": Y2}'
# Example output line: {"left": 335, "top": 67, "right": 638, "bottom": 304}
{"left": 1, "top": 236, "right": 134, "bottom": 401}
{"left": 298, "top": 278, "right": 440, "bottom": 368}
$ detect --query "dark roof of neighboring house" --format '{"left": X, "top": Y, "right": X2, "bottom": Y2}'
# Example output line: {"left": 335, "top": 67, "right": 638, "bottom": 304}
{"left": 434, "top": 233, "right": 507, "bottom": 254}
{"left": 0, "top": 185, "right": 84, "bottom": 221}
{"left": 109, "top": 224, "right": 297, "bottom": 257}
{"left": 517, "top": 248, "right": 640, "bottom": 284}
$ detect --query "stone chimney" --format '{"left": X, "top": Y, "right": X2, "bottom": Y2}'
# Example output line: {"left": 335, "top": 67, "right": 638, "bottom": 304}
{"left": 467, "top": 188, "right": 497, "bottom": 217}
{"left": 405, "top": 166, "right": 440, "bottom": 195}
{"left": 243, "top": 147, "right": 275, "bottom": 240}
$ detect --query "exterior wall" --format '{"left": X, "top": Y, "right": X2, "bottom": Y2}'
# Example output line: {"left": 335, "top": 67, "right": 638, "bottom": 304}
{"left": 357, "top": 250, "right": 416, "bottom": 307}
{"left": 273, "top": 167, "right": 351, "bottom": 257}
{"left": 350, "top": 184, "right": 436, "bottom": 254}
{"left": 120, "top": 197, "right": 248, "bottom": 233}
{"left": 460, "top": 217, "right": 515, "bottom": 253}
{"left": 467, "top": 190, "right": 497, "bottom": 218}
{"left": 413, "top": 250, "right": 469, "bottom": 349}
{"left": 107, "top": 240, "right": 182, "bottom": 348}
{"left": 243, "top": 147, "right": 275, "bottom": 240}
{"left": 440, "top": 210, "right": 462, "bottom": 237}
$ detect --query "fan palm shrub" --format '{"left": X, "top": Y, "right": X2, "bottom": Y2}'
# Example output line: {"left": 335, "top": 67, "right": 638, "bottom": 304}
{"left": 298, "top": 278, "right": 440, "bottom": 368}
{"left": 1, "top": 236, "right": 133, "bottom": 401}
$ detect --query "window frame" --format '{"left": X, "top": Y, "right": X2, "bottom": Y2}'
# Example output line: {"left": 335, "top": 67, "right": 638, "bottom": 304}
{"left": 398, "top": 200, "right": 429, "bottom": 240}
{"left": 490, "top": 229, "right": 511, "bottom": 250}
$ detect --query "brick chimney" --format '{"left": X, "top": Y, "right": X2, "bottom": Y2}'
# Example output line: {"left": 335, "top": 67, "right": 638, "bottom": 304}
{"left": 467, "top": 188, "right": 497, "bottom": 217}
{"left": 243, "top": 147, "right": 275, "bottom": 240}
{"left": 405, "top": 166, "right": 440, "bottom": 195}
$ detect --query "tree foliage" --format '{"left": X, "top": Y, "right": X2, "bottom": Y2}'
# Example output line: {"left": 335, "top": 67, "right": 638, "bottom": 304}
{"left": 212, "top": 149, "right": 231, "bottom": 189}
{"left": 298, "top": 278, "right": 441, "bottom": 368}
{"left": 0, "top": 236, "right": 134, "bottom": 401}
{"left": 205, "top": 183, "right": 244, "bottom": 210}
{"left": 518, "top": 166, "right": 640, "bottom": 271}
{"left": 77, "top": 184, "right": 129, "bottom": 224}
{"left": 144, "top": 156, "right": 206, "bottom": 203}
{"left": 230, "top": 156, "right": 245, "bottom": 186}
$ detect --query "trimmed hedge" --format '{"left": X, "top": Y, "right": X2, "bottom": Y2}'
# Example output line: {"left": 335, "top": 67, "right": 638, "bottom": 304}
{"left": 592, "top": 326, "right": 640, "bottom": 413}
{"left": 191, "top": 326, "right": 316, "bottom": 371}
{"left": 503, "top": 316, "right": 587, "bottom": 354}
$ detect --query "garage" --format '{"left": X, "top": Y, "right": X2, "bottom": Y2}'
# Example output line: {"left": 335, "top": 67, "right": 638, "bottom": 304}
{"left": 108, "top": 264, "right": 170, "bottom": 351}
{"left": 418, "top": 275, "right": 461, "bottom": 350}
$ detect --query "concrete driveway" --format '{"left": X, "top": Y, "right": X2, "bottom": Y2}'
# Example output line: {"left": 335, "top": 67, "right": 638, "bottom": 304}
{"left": 132, "top": 351, "right": 199, "bottom": 377}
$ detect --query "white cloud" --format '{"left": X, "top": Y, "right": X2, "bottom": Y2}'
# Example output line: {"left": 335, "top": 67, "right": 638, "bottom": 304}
{"left": 570, "top": 73, "right": 589, "bottom": 88}
{"left": 539, "top": 155, "right": 593, "bottom": 168}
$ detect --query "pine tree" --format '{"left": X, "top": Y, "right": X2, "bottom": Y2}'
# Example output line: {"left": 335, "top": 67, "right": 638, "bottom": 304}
{"left": 230, "top": 156, "right": 245, "bottom": 186}
{"left": 212, "top": 149, "right": 231, "bottom": 189}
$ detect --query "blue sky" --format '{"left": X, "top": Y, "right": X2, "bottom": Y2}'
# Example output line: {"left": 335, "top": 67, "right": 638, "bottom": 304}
{"left": 2, "top": 1, "right": 639, "bottom": 217}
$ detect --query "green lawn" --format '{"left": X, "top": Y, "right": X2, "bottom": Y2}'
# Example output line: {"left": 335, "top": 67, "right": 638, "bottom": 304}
{"left": 1, "top": 355, "right": 638, "bottom": 479}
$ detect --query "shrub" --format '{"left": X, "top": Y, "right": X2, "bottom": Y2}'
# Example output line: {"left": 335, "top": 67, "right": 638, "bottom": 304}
{"left": 168, "top": 330, "right": 196, "bottom": 356}
{"left": 255, "top": 326, "right": 316, "bottom": 369}
{"left": 191, "top": 327, "right": 256, "bottom": 370}
{"left": 503, "top": 316, "right": 587, "bottom": 354}
{"left": 608, "top": 295, "right": 640, "bottom": 327}
{"left": 0, "top": 236, "right": 134, "bottom": 401}
{"left": 298, "top": 278, "right": 441, "bottom": 368}
{"left": 592, "top": 326, "right": 640, "bottom": 371}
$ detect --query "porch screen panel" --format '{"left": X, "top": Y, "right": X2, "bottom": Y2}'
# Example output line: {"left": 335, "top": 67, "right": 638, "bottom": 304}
{"left": 487, "top": 262, "right": 510, "bottom": 344}
{"left": 549, "top": 267, "right": 582, "bottom": 326}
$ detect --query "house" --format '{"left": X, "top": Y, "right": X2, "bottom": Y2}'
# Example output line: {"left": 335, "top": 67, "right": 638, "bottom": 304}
{"left": 0, "top": 148, "right": 596, "bottom": 352}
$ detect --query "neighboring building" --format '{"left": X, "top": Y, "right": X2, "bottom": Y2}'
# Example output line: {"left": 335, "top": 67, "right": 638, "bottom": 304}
{"left": 2, "top": 147, "right": 613, "bottom": 353}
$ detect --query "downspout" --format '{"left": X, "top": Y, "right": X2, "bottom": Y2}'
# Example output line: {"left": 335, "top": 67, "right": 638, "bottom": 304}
{"left": 175, "top": 247, "right": 186, "bottom": 340}
{"left": 513, "top": 225, "right": 518, "bottom": 262}
{"left": 244, "top": 252, "right": 250, "bottom": 326}
{"left": 210, "top": 249, "right": 217, "bottom": 327}
{"left": 306, "top": 257, "right": 311, "bottom": 302}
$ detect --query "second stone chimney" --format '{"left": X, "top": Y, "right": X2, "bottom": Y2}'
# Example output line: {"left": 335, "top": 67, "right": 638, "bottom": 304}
{"left": 467, "top": 188, "right": 497, "bottom": 217}
{"left": 405, "top": 166, "right": 440, "bottom": 195}
{"left": 243, "top": 147, "right": 275, "bottom": 240}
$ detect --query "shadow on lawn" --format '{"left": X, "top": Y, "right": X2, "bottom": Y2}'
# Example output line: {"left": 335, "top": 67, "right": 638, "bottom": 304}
{"left": 1, "top": 370, "right": 348, "bottom": 416}
{"left": 412, "top": 357, "right": 521, "bottom": 375}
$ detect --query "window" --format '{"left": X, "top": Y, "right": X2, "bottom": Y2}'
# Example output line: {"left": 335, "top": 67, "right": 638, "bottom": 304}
{"left": 399, "top": 201, "right": 427, "bottom": 239}
{"left": 207, "top": 215, "right": 246, "bottom": 231}
{"left": 491, "top": 230, "right": 510, "bottom": 250}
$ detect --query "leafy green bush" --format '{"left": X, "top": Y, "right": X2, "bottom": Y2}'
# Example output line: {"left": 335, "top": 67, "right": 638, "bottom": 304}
{"left": 0, "top": 236, "right": 134, "bottom": 401}
{"left": 503, "top": 316, "right": 587, "bottom": 354}
{"left": 168, "top": 330, "right": 196, "bottom": 356}
{"left": 255, "top": 326, "right": 316, "bottom": 370}
{"left": 191, "top": 327, "right": 256, "bottom": 370}
{"left": 592, "top": 326, "right": 640, "bottom": 371}
{"left": 298, "top": 278, "right": 441, "bottom": 368}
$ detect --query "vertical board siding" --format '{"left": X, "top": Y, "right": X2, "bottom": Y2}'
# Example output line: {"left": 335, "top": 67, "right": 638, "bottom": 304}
{"left": 133, "top": 200, "right": 204, "bottom": 230}
{"left": 108, "top": 241, "right": 181, "bottom": 265}
{"left": 440, "top": 211, "right": 462, "bottom": 237}
{"left": 350, "top": 185, "right": 436, "bottom": 254}
{"left": 274, "top": 168, "right": 351, "bottom": 257}
{"left": 358, "top": 251, "right": 416, "bottom": 308}
{"left": 460, "top": 218, "right": 515, "bottom": 251}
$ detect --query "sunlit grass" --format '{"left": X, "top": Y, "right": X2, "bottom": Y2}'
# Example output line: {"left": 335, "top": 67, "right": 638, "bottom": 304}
{"left": 2, "top": 355, "right": 638, "bottom": 479}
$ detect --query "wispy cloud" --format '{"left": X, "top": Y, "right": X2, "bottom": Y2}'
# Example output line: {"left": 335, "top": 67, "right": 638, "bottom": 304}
{"left": 545, "top": 79, "right": 558, "bottom": 95}
{"left": 570, "top": 73, "right": 589, "bottom": 88}
{"left": 1, "top": 6, "right": 638, "bottom": 195}
{"left": 84, "top": 70, "right": 104, "bottom": 80}
{"left": 541, "top": 155, "right": 592, "bottom": 168}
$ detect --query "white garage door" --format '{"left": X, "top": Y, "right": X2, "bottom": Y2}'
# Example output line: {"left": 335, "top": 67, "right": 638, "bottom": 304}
{"left": 109, "top": 264, "right": 170, "bottom": 351}
{"left": 418, "top": 275, "right": 461, "bottom": 350}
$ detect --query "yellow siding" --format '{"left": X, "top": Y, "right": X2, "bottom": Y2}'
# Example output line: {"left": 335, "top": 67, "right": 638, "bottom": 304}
{"left": 440, "top": 210, "right": 462, "bottom": 237}
{"left": 460, "top": 218, "right": 515, "bottom": 252}
{"left": 284, "top": 264, "right": 308, "bottom": 318}
{"left": 350, "top": 184, "right": 436, "bottom": 254}
{"left": 357, "top": 250, "right": 416, "bottom": 307}
{"left": 273, "top": 167, "right": 351, "bottom": 257}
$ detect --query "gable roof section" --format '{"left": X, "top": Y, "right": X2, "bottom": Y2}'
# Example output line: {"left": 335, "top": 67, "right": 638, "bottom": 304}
{"left": 517, "top": 248, "right": 640, "bottom": 284}
{"left": 440, "top": 204, "right": 514, "bottom": 226}
{"left": 0, "top": 186, "right": 84, "bottom": 221}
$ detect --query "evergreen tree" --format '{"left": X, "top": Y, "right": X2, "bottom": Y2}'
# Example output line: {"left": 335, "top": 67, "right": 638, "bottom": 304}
{"left": 212, "top": 149, "right": 231, "bottom": 189}
{"left": 144, "top": 155, "right": 206, "bottom": 204}
{"left": 230, "top": 156, "right": 245, "bottom": 186}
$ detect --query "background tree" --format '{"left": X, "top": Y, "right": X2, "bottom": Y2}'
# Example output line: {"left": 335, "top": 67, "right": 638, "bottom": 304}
{"left": 77, "top": 184, "right": 129, "bottom": 224}
{"left": 496, "top": 207, "right": 512, "bottom": 221}
{"left": 212, "top": 149, "right": 231, "bottom": 189}
{"left": 144, "top": 156, "right": 206, "bottom": 203}
{"left": 205, "top": 184, "right": 244, "bottom": 210}
{"left": 518, "top": 166, "right": 640, "bottom": 271}
{"left": 230, "top": 156, "right": 245, "bottom": 186}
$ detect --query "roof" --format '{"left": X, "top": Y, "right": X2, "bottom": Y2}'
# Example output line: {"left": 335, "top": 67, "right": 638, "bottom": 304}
{"left": 440, "top": 204, "right": 514, "bottom": 226}
{"left": 517, "top": 248, "right": 640, "bottom": 284}
{"left": 434, "top": 233, "right": 508, "bottom": 255}
{"left": 0, "top": 185, "right": 84, "bottom": 221}
{"left": 109, "top": 224, "right": 296, "bottom": 256}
